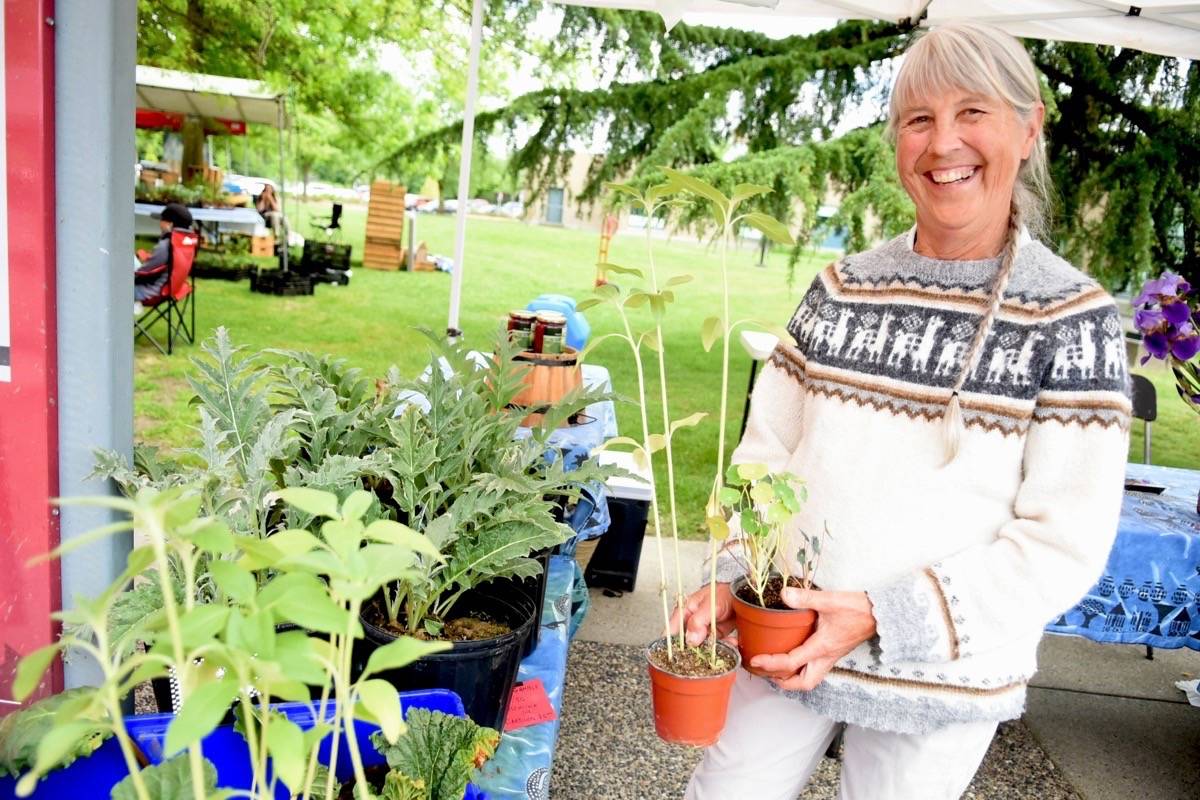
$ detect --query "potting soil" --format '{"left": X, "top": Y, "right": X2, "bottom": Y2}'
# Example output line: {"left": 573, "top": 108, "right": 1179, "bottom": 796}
{"left": 648, "top": 640, "right": 736, "bottom": 677}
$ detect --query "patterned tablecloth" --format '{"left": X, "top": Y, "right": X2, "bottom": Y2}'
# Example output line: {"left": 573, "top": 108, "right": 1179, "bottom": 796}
{"left": 475, "top": 555, "right": 575, "bottom": 800}
{"left": 1045, "top": 463, "right": 1200, "bottom": 650}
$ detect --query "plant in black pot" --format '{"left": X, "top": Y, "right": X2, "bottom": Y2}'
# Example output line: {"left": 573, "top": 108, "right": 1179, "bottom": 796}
{"left": 355, "top": 338, "right": 616, "bottom": 730}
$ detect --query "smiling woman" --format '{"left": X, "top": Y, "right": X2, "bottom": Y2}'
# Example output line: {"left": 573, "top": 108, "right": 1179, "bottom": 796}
{"left": 673, "top": 22, "right": 1132, "bottom": 800}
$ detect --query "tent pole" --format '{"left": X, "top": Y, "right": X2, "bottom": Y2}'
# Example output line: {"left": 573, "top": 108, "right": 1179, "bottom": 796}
{"left": 277, "top": 96, "right": 289, "bottom": 271}
{"left": 447, "top": 0, "right": 484, "bottom": 341}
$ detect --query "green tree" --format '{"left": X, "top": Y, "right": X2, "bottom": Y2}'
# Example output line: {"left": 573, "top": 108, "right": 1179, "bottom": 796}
{"left": 387, "top": 8, "right": 1198, "bottom": 289}
{"left": 136, "top": 0, "right": 542, "bottom": 189}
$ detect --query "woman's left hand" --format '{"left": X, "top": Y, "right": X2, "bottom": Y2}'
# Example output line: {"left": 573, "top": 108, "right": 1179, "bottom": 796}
{"left": 750, "top": 587, "right": 878, "bottom": 692}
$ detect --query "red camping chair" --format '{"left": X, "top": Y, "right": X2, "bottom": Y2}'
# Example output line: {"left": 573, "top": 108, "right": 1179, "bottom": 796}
{"left": 135, "top": 228, "right": 197, "bottom": 355}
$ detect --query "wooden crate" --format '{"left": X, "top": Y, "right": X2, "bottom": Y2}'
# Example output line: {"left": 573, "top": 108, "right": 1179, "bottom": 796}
{"left": 250, "top": 234, "right": 274, "bottom": 257}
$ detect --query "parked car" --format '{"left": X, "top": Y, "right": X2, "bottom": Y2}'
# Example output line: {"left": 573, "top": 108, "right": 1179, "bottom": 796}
{"left": 497, "top": 201, "right": 525, "bottom": 219}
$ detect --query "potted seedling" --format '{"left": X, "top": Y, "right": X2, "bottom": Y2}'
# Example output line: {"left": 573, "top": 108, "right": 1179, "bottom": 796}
{"left": 3, "top": 483, "right": 452, "bottom": 800}
{"left": 582, "top": 171, "right": 795, "bottom": 745}
{"left": 717, "top": 464, "right": 828, "bottom": 677}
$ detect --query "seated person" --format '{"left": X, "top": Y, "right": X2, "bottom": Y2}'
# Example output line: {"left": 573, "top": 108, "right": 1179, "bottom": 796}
{"left": 135, "top": 202, "right": 193, "bottom": 302}
{"left": 255, "top": 183, "right": 288, "bottom": 239}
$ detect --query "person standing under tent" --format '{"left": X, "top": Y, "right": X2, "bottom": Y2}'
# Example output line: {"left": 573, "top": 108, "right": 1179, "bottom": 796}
{"left": 672, "top": 22, "right": 1130, "bottom": 800}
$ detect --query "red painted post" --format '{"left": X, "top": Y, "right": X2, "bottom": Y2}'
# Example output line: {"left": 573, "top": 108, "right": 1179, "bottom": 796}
{"left": 0, "top": 0, "right": 59, "bottom": 708}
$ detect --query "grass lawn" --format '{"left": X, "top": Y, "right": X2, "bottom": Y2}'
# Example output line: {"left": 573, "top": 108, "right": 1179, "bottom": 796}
{"left": 135, "top": 198, "right": 1200, "bottom": 539}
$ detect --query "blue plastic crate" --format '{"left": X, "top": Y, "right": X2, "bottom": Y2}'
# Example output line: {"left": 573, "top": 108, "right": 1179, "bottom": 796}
{"left": 3, "top": 689, "right": 485, "bottom": 800}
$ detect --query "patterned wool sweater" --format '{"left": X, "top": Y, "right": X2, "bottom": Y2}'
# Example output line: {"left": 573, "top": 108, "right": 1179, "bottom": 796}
{"left": 720, "top": 230, "right": 1131, "bottom": 734}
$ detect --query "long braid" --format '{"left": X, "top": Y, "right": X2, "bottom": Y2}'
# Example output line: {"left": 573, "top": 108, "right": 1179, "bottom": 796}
{"left": 941, "top": 201, "right": 1022, "bottom": 464}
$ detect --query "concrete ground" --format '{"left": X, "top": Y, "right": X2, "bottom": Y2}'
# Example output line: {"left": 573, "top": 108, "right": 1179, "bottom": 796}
{"left": 559, "top": 539, "right": 1200, "bottom": 800}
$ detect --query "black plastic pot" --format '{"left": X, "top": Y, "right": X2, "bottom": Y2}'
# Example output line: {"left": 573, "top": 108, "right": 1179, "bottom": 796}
{"left": 359, "top": 585, "right": 535, "bottom": 730}
{"left": 491, "top": 572, "right": 541, "bottom": 659}
{"left": 494, "top": 547, "right": 552, "bottom": 657}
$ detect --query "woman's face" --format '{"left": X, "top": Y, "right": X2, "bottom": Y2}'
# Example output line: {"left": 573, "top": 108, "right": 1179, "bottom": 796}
{"left": 894, "top": 86, "right": 1042, "bottom": 245}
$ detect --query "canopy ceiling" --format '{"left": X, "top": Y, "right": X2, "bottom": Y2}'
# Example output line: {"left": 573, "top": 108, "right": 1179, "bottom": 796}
{"left": 134, "top": 65, "right": 286, "bottom": 128}
{"left": 552, "top": 0, "right": 1200, "bottom": 60}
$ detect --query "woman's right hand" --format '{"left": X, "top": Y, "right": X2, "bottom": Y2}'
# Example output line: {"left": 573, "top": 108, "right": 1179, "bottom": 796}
{"left": 668, "top": 582, "right": 736, "bottom": 647}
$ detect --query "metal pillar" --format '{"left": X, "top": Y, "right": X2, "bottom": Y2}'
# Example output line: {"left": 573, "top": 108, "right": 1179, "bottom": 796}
{"left": 54, "top": 0, "right": 136, "bottom": 688}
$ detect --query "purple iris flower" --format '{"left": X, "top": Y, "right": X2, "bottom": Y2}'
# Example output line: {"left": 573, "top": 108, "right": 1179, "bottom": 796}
{"left": 1134, "top": 308, "right": 1164, "bottom": 333}
{"left": 1163, "top": 299, "right": 1192, "bottom": 325}
{"left": 1172, "top": 334, "right": 1200, "bottom": 361}
{"left": 1142, "top": 330, "right": 1170, "bottom": 364}
{"left": 1134, "top": 272, "right": 1191, "bottom": 306}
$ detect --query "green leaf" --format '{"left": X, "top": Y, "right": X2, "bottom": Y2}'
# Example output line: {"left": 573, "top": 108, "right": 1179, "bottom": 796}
{"left": 188, "top": 519, "right": 235, "bottom": 554}
{"left": 640, "top": 330, "right": 661, "bottom": 353}
{"left": 665, "top": 273, "right": 694, "bottom": 287}
{"left": 717, "top": 487, "right": 741, "bottom": 507}
{"left": 594, "top": 282, "right": 620, "bottom": 300}
{"left": 750, "top": 482, "right": 775, "bottom": 504}
{"left": 736, "top": 463, "right": 769, "bottom": 482}
{"left": 603, "top": 181, "right": 642, "bottom": 200}
{"left": 165, "top": 678, "right": 240, "bottom": 755}
{"left": 110, "top": 752, "right": 220, "bottom": 800}
{"left": 669, "top": 411, "right": 706, "bottom": 436}
{"left": 363, "top": 637, "right": 452, "bottom": 678}
{"left": 265, "top": 716, "right": 307, "bottom": 790}
{"left": 209, "top": 560, "right": 255, "bottom": 604}
{"left": 732, "top": 183, "right": 772, "bottom": 203}
{"left": 742, "top": 212, "right": 795, "bottom": 246}
{"left": 341, "top": 490, "right": 374, "bottom": 521}
{"left": 701, "top": 316, "right": 723, "bottom": 352}
{"left": 706, "top": 516, "right": 730, "bottom": 540}
{"left": 575, "top": 297, "right": 601, "bottom": 312}
{"left": 264, "top": 529, "right": 322, "bottom": 559}
{"left": 623, "top": 291, "right": 649, "bottom": 309}
{"left": 278, "top": 487, "right": 340, "bottom": 519}
{"left": 178, "top": 605, "right": 230, "bottom": 649}
{"left": 17, "top": 720, "right": 110, "bottom": 793}
{"left": 364, "top": 519, "right": 443, "bottom": 560}
{"left": 357, "top": 679, "right": 404, "bottom": 743}
{"left": 0, "top": 689, "right": 109, "bottom": 779}
{"left": 12, "top": 645, "right": 59, "bottom": 702}
{"left": 266, "top": 578, "right": 349, "bottom": 635}
{"left": 648, "top": 293, "right": 666, "bottom": 322}
{"left": 645, "top": 434, "right": 667, "bottom": 454}
{"left": 163, "top": 493, "right": 203, "bottom": 531}
{"left": 663, "top": 168, "right": 729, "bottom": 227}
{"left": 370, "top": 709, "right": 500, "bottom": 800}
{"left": 598, "top": 262, "right": 644, "bottom": 279}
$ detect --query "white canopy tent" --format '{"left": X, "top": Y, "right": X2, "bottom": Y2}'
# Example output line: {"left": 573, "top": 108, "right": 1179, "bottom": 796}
{"left": 135, "top": 65, "right": 287, "bottom": 128}
{"left": 444, "top": 0, "right": 1199, "bottom": 336}
{"left": 135, "top": 65, "right": 292, "bottom": 265}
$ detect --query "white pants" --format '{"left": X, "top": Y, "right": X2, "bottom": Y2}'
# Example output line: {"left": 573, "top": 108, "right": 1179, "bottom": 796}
{"left": 686, "top": 671, "right": 998, "bottom": 800}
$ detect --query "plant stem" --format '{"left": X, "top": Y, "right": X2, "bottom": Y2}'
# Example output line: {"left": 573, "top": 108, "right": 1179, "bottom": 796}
{"left": 144, "top": 507, "right": 208, "bottom": 800}
{"left": 342, "top": 601, "right": 372, "bottom": 800}
{"left": 644, "top": 218, "right": 688, "bottom": 652}
{"left": 618, "top": 308, "right": 674, "bottom": 661}
{"left": 103, "top": 684, "right": 152, "bottom": 800}
{"left": 711, "top": 224, "right": 734, "bottom": 662}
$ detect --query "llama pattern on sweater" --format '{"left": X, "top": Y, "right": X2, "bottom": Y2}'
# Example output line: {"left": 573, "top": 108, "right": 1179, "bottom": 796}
{"left": 781, "top": 234, "right": 1131, "bottom": 436}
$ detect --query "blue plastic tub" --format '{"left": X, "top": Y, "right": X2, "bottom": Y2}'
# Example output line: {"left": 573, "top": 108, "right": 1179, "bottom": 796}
{"left": 526, "top": 294, "right": 590, "bottom": 351}
{"left": 0, "top": 736, "right": 130, "bottom": 800}
{"left": 3, "top": 689, "right": 485, "bottom": 800}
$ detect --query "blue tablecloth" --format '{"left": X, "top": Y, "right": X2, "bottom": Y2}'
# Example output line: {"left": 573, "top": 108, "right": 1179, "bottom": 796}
{"left": 1045, "top": 463, "right": 1200, "bottom": 650}
{"left": 475, "top": 556, "right": 575, "bottom": 800}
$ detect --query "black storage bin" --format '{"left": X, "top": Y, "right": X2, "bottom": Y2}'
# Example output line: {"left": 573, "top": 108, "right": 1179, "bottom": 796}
{"left": 301, "top": 240, "right": 352, "bottom": 273}
{"left": 584, "top": 495, "right": 648, "bottom": 592}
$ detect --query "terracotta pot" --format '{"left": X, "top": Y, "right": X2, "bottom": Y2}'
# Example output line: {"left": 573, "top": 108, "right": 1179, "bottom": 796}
{"left": 730, "top": 575, "right": 817, "bottom": 678}
{"left": 511, "top": 347, "right": 583, "bottom": 427}
{"left": 646, "top": 637, "right": 740, "bottom": 747}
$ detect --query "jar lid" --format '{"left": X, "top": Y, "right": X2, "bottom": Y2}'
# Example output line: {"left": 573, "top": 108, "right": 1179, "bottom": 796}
{"left": 536, "top": 311, "right": 567, "bottom": 325}
{"left": 510, "top": 310, "right": 538, "bottom": 321}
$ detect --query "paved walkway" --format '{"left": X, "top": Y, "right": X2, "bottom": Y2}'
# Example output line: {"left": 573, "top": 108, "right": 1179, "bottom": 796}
{"left": 559, "top": 539, "right": 1200, "bottom": 799}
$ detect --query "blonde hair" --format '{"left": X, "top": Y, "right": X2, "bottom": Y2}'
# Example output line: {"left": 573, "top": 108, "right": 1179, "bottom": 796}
{"left": 886, "top": 23, "right": 1049, "bottom": 464}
